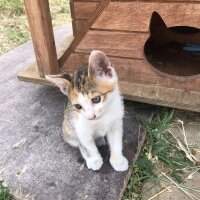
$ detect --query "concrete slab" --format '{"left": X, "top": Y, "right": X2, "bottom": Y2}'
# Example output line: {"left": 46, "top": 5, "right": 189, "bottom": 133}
{"left": 0, "top": 24, "right": 154, "bottom": 199}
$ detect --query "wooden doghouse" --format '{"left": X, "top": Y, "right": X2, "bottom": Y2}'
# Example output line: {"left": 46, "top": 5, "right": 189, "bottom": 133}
{"left": 18, "top": 0, "right": 200, "bottom": 112}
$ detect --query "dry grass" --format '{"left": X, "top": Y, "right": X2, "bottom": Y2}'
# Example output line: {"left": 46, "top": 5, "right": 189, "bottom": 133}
{"left": 123, "top": 108, "right": 200, "bottom": 200}
{"left": 0, "top": 0, "right": 71, "bottom": 55}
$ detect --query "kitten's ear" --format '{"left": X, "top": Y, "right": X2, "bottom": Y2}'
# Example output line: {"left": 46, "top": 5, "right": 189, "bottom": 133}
{"left": 45, "top": 74, "right": 71, "bottom": 95}
{"left": 150, "top": 11, "right": 167, "bottom": 34}
{"left": 88, "top": 50, "right": 117, "bottom": 82}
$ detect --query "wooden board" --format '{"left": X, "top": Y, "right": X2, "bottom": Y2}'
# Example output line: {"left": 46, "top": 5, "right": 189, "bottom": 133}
{"left": 18, "top": 63, "right": 200, "bottom": 113}
{"left": 70, "top": 1, "right": 200, "bottom": 34}
{"left": 71, "top": 0, "right": 101, "bottom": 2}
{"left": 92, "top": 2, "right": 200, "bottom": 32}
{"left": 61, "top": 53, "right": 200, "bottom": 92}
{"left": 18, "top": 63, "right": 52, "bottom": 85}
{"left": 72, "top": 1, "right": 200, "bottom": 22}
{"left": 24, "top": 0, "right": 59, "bottom": 76}
{"left": 19, "top": 1, "right": 200, "bottom": 113}
{"left": 71, "top": 2, "right": 99, "bottom": 35}
{"left": 76, "top": 30, "right": 148, "bottom": 58}
{"left": 72, "top": 19, "right": 87, "bottom": 36}
{"left": 128, "top": 0, "right": 200, "bottom": 1}
{"left": 72, "top": 2, "right": 99, "bottom": 19}
{"left": 71, "top": 0, "right": 200, "bottom": 4}
{"left": 120, "top": 81, "right": 200, "bottom": 113}
{"left": 59, "top": 0, "right": 111, "bottom": 66}
{"left": 70, "top": 0, "right": 101, "bottom": 3}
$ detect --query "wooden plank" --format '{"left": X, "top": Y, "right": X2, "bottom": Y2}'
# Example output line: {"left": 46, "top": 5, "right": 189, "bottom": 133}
{"left": 70, "top": 0, "right": 101, "bottom": 1}
{"left": 17, "top": 62, "right": 200, "bottom": 113}
{"left": 71, "top": 1, "right": 200, "bottom": 21}
{"left": 72, "top": 19, "right": 87, "bottom": 36}
{"left": 135, "top": 0, "right": 200, "bottom": 1}
{"left": 18, "top": 32, "right": 74, "bottom": 84}
{"left": 61, "top": 53, "right": 88, "bottom": 73}
{"left": 18, "top": 63, "right": 51, "bottom": 85}
{"left": 61, "top": 53, "right": 200, "bottom": 92}
{"left": 73, "top": 2, "right": 99, "bottom": 19}
{"left": 92, "top": 2, "right": 200, "bottom": 32}
{"left": 72, "top": 20, "right": 77, "bottom": 36}
{"left": 76, "top": 30, "right": 148, "bottom": 58}
{"left": 76, "top": 28, "right": 200, "bottom": 59}
{"left": 59, "top": 0, "right": 111, "bottom": 67}
{"left": 131, "top": 0, "right": 200, "bottom": 1}
{"left": 71, "top": 0, "right": 200, "bottom": 2}
{"left": 70, "top": 0, "right": 100, "bottom": 1}
{"left": 24, "top": 0, "right": 59, "bottom": 76}
{"left": 120, "top": 82, "right": 200, "bottom": 113}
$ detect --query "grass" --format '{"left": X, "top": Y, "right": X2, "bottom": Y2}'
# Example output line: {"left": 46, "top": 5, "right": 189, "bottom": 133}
{"left": 0, "top": 0, "right": 24, "bottom": 16}
{"left": 123, "top": 108, "right": 197, "bottom": 200}
{"left": 0, "top": 0, "right": 71, "bottom": 55}
{"left": 0, "top": 179, "right": 10, "bottom": 200}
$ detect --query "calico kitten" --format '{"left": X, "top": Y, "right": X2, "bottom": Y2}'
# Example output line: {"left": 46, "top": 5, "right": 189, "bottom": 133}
{"left": 46, "top": 51, "right": 128, "bottom": 171}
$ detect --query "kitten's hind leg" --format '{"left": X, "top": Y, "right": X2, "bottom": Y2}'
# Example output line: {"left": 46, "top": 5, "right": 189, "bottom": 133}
{"left": 62, "top": 123, "right": 79, "bottom": 147}
{"left": 65, "top": 137, "right": 79, "bottom": 147}
{"left": 96, "top": 137, "right": 106, "bottom": 147}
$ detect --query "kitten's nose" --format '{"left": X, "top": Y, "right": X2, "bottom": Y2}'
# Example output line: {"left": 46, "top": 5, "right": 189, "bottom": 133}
{"left": 88, "top": 115, "right": 96, "bottom": 120}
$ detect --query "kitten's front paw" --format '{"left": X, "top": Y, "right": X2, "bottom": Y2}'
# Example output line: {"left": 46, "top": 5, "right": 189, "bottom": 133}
{"left": 86, "top": 156, "right": 103, "bottom": 171}
{"left": 110, "top": 155, "right": 128, "bottom": 171}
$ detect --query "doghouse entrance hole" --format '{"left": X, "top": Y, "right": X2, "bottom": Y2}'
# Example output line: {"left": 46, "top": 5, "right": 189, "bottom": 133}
{"left": 144, "top": 26, "right": 200, "bottom": 77}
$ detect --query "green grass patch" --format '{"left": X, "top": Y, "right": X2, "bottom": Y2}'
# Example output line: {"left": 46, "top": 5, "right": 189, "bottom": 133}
{"left": 0, "top": 0, "right": 24, "bottom": 17}
{"left": 0, "top": 0, "right": 71, "bottom": 55}
{"left": 0, "top": 179, "right": 10, "bottom": 200}
{"left": 123, "top": 108, "right": 195, "bottom": 200}
{"left": 123, "top": 155, "right": 156, "bottom": 200}
{"left": 0, "top": 0, "right": 29, "bottom": 54}
{"left": 0, "top": 24, "right": 29, "bottom": 54}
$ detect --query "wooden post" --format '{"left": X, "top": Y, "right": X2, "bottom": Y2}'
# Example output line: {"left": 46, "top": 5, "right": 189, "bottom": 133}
{"left": 24, "top": 0, "right": 59, "bottom": 76}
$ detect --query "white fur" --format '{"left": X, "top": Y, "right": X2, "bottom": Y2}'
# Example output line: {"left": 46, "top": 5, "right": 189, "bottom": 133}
{"left": 74, "top": 88, "right": 128, "bottom": 171}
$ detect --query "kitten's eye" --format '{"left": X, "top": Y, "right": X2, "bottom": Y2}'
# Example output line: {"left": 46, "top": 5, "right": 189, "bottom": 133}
{"left": 91, "top": 96, "right": 101, "bottom": 104}
{"left": 74, "top": 104, "right": 82, "bottom": 110}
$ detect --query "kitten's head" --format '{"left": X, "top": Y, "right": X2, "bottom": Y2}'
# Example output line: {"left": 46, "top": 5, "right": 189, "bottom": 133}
{"left": 46, "top": 51, "right": 118, "bottom": 120}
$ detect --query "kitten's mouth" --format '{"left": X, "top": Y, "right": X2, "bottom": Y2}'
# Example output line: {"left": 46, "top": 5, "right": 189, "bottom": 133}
{"left": 87, "top": 115, "right": 101, "bottom": 121}
{"left": 88, "top": 118, "right": 96, "bottom": 121}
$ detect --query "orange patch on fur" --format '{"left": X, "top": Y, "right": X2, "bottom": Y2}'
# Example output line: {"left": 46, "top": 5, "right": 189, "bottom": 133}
{"left": 95, "top": 79, "right": 116, "bottom": 95}
{"left": 69, "top": 88, "right": 78, "bottom": 104}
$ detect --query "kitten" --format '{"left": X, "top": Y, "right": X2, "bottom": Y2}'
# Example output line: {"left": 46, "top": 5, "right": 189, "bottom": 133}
{"left": 46, "top": 51, "right": 128, "bottom": 171}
